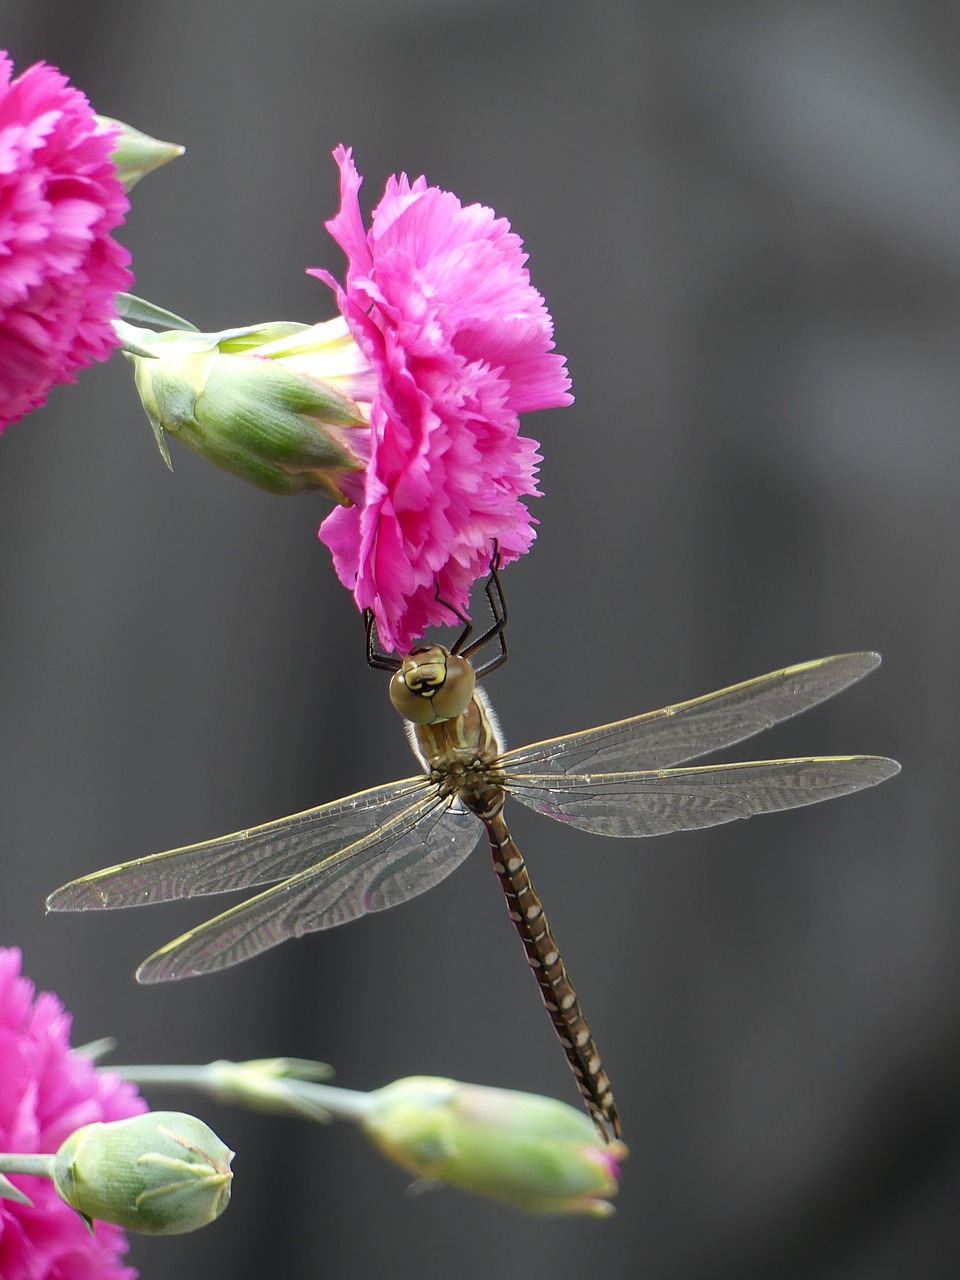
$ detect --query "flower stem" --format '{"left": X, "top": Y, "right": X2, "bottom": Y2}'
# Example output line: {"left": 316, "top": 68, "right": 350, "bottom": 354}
{"left": 0, "top": 1152, "right": 55, "bottom": 1177}
{"left": 115, "top": 1064, "right": 215, "bottom": 1089}
{"left": 114, "top": 1062, "right": 373, "bottom": 1125}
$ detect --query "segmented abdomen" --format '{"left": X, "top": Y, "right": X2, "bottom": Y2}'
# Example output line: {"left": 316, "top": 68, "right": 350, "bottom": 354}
{"left": 483, "top": 808, "right": 620, "bottom": 1141}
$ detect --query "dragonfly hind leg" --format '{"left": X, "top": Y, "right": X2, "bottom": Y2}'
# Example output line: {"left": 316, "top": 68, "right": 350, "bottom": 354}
{"left": 483, "top": 810, "right": 620, "bottom": 1141}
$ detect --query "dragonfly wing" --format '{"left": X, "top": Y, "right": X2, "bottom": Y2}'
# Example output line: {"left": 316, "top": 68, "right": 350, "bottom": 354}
{"left": 46, "top": 776, "right": 430, "bottom": 910}
{"left": 135, "top": 798, "right": 484, "bottom": 982}
{"left": 505, "top": 756, "right": 900, "bottom": 837}
{"left": 499, "top": 653, "right": 883, "bottom": 775}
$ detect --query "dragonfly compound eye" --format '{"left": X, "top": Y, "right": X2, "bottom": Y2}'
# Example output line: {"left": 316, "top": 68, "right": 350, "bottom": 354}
{"left": 389, "top": 647, "right": 476, "bottom": 724}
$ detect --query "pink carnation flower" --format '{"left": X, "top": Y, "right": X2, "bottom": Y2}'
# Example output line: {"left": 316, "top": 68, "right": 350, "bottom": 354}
{"left": 0, "top": 947, "right": 146, "bottom": 1278}
{"left": 0, "top": 52, "right": 132, "bottom": 433}
{"left": 311, "top": 146, "right": 572, "bottom": 653}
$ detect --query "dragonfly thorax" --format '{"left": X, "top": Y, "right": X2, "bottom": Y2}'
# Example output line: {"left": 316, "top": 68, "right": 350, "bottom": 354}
{"left": 407, "top": 685, "right": 506, "bottom": 814}
{"left": 389, "top": 644, "right": 477, "bottom": 725}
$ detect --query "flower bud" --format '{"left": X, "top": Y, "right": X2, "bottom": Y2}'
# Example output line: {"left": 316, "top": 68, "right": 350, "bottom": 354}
{"left": 52, "top": 1111, "right": 233, "bottom": 1235}
{"left": 362, "top": 1077, "right": 628, "bottom": 1216}
{"left": 96, "top": 115, "right": 185, "bottom": 190}
{"left": 121, "top": 320, "right": 371, "bottom": 499}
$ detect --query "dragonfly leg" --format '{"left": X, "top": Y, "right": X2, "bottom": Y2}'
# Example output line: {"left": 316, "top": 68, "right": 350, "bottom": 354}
{"left": 366, "top": 543, "right": 507, "bottom": 674}
{"left": 461, "top": 543, "right": 508, "bottom": 678}
{"left": 364, "top": 609, "right": 401, "bottom": 672}
{"left": 483, "top": 809, "right": 620, "bottom": 1141}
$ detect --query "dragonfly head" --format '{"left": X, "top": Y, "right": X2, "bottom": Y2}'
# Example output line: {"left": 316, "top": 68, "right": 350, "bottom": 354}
{"left": 389, "top": 644, "right": 476, "bottom": 724}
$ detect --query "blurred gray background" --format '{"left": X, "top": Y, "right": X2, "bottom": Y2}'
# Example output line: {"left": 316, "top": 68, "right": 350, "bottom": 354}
{"left": 1, "top": 2, "right": 958, "bottom": 1277}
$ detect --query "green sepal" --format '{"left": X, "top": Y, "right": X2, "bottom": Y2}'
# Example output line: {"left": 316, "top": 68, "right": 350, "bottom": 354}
{"left": 206, "top": 1059, "right": 335, "bottom": 1124}
{"left": 116, "top": 293, "right": 198, "bottom": 333}
{"left": 0, "top": 1173, "right": 33, "bottom": 1205}
{"left": 261, "top": 1057, "right": 335, "bottom": 1082}
{"left": 210, "top": 322, "right": 312, "bottom": 352}
{"left": 72, "top": 1037, "right": 119, "bottom": 1064}
{"left": 148, "top": 413, "right": 174, "bottom": 470}
{"left": 96, "top": 116, "right": 184, "bottom": 191}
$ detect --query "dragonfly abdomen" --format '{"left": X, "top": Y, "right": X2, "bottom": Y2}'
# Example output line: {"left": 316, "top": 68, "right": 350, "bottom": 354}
{"left": 482, "top": 807, "right": 620, "bottom": 1141}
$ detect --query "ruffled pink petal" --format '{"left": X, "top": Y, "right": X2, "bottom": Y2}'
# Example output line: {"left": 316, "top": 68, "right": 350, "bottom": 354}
{"left": 309, "top": 147, "right": 570, "bottom": 652}
{"left": 0, "top": 53, "right": 132, "bottom": 433}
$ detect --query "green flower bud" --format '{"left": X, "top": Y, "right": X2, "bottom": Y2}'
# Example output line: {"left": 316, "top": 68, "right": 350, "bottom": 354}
{"left": 120, "top": 320, "right": 370, "bottom": 499}
{"left": 52, "top": 1111, "right": 233, "bottom": 1235}
{"left": 96, "top": 115, "right": 185, "bottom": 190}
{"left": 362, "top": 1078, "right": 628, "bottom": 1217}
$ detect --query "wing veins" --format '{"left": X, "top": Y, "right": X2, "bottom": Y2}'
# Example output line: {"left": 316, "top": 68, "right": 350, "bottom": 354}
{"left": 47, "top": 775, "right": 430, "bottom": 911}
{"left": 505, "top": 755, "right": 900, "bottom": 837}
{"left": 136, "top": 791, "right": 483, "bottom": 982}
{"left": 499, "top": 653, "right": 882, "bottom": 776}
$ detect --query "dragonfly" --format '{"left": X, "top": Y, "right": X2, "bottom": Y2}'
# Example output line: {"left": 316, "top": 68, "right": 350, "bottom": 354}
{"left": 47, "top": 577, "right": 899, "bottom": 1141}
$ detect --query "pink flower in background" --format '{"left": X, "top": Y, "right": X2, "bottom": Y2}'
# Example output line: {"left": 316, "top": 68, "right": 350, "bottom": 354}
{"left": 0, "top": 947, "right": 146, "bottom": 1278}
{"left": 0, "top": 52, "right": 132, "bottom": 433}
{"left": 311, "top": 146, "right": 572, "bottom": 653}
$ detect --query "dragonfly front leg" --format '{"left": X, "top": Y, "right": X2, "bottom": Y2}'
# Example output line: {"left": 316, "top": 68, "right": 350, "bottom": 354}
{"left": 483, "top": 809, "right": 620, "bottom": 1141}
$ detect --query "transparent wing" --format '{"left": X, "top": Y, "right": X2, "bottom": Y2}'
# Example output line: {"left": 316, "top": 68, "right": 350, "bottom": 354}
{"left": 46, "top": 775, "right": 431, "bottom": 910}
{"left": 499, "top": 653, "right": 882, "bottom": 776}
{"left": 135, "top": 796, "right": 485, "bottom": 982}
{"left": 505, "top": 756, "right": 900, "bottom": 837}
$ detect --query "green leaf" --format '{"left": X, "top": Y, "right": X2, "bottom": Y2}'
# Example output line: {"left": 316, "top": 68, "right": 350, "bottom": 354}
{"left": 116, "top": 293, "right": 198, "bottom": 332}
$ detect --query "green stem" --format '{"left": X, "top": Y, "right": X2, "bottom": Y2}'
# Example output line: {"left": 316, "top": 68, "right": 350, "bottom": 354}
{"left": 266, "top": 1080, "right": 371, "bottom": 1122}
{"left": 0, "top": 1152, "right": 55, "bottom": 1178}
{"left": 116, "top": 1065, "right": 214, "bottom": 1089}
{"left": 114, "top": 1063, "right": 373, "bottom": 1125}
